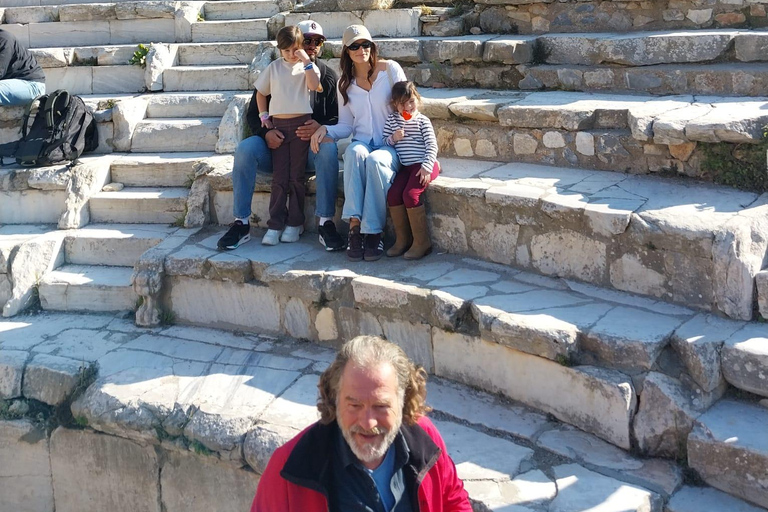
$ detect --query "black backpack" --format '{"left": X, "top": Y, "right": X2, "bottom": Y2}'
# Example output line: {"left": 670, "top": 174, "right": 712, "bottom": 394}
{"left": 0, "top": 89, "right": 98, "bottom": 167}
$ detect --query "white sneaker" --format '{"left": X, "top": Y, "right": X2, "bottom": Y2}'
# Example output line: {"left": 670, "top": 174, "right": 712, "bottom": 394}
{"left": 280, "top": 225, "right": 304, "bottom": 243}
{"left": 262, "top": 229, "right": 282, "bottom": 246}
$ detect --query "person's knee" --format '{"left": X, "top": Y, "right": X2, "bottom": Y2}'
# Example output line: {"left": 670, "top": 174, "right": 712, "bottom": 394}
{"left": 403, "top": 192, "right": 421, "bottom": 209}
{"left": 387, "top": 187, "right": 402, "bottom": 206}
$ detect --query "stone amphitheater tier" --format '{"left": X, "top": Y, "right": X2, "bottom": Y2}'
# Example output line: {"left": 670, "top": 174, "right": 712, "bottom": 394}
{"left": 2, "top": 0, "right": 768, "bottom": 509}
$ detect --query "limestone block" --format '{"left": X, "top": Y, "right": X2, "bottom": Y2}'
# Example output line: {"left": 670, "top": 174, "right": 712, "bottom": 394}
{"left": 688, "top": 400, "right": 768, "bottom": 508}
{"left": 109, "top": 19, "right": 176, "bottom": 45}
{"left": 375, "top": 38, "right": 421, "bottom": 63}
{"left": 671, "top": 313, "right": 744, "bottom": 392}
{"left": 114, "top": 1, "right": 176, "bottom": 19}
{"left": 44, "top": 66, "right": 92, "bottom": 95}
{"left": 582, "top": 306, "right": 682, "bottom": 372}
{"left": 603, "top": 31, "right": 729, "bottom": 66}
{"left": 686, "top": 8, "right": 712, "bottom": 24}
{"left": 722, "top": 323, "right": 768, "bottom": 397}
{"left": 575, "top": 131, "right": 595, "bottom": 155}
{"left": 449, "top": 98, "right": 511, "bottom": 121}
{"left": 667, "top": 486, "right": 766, "bottom": 512}
{"left": 50, "top": 428, "right": 160, "bottom": 512}
{"left": 283, "top": 297, "right": 311, "bottom": 340}
{"left": 22, "top": 354, "right": 88, "bottom": 406}
{"left": 513, "top": 132, "right": 538, "bottom": 154}
{"left": 31, "top": 47, "right": 67, "bottom": 68}
{"left": 530, "top": 229, "right": 606, "bottom": 283}
{"left": 483, "top": 36, "right": 535, "bottom": 64}
{"left": 216, "top": 95, "right": 249, "bottom": 154}
{"left": 421, "top": 37, "right": 487, "bottom": 64}
{"left": 243, "top": 423, "right": 296, "bottom": 474}
{"left": 432, "top": 330, "right": 636, "bottom": 449}
{"left": 627, "top": 97, "right": 692, "bottom": 141}
{"left": 633, "top": 372, "right": 723, "bottom": 459}
{"left": 485, "top": 182, "right": 545, "bottom": 209}
{"left": 184, "top": 176, "right": 210, "bottom": 228}
{"left": 757, "top": 270, "right": 768, "bottom": 319}
{"left": 550, "top": 464, "right": 662, "bottom": 512}
{"left": 380, "top": 319, "right": 433, "bottom": 372}
{"left": 352, "top": 275, "right": 430, "bottom": 310}
{"left": 112, "top": 97, "right": 148, "bottom": 152}
{"left": 175, "top": 2, "right": 203, "bottom": 43}
{"left": 58, "top": 3, "right": 114, "bottom": 21}
{"left": 315, "top": 307, "right": 338, "bottom": 341}
{"left": 537, "top": 426, "right": 682, "bottom": 497}
{"left": 652, "top": 103, "right": 712, "bottom": 145}
{"left": 29, "top": 20, "right": 110, "bottom": 47}
{"left": 0, "top": 274, "right": 10, "bottom": 307}
{"left": 145, "top": 43, "right": 175, "bottom": 92}
{"left": 3, "top": 232, "right": 64, "bottom": 318}
{"left": 4, "top": 6, "right": 58, "bottom": 24}
{"left": 686, "top": 100, "right": 768, "bottom": 143}
{"left": 0, "top": 350, "right": 27, "bottom": 399}
{"left": 543, "top": 131, "right": 565, "bottom": 148}
{"left": 584, "top": 200, "right": 637, "bottom": 237}
{"left": 338, "top": 307, "right": 383, "bottom": 340}
{"left": 464, "top": 470, "right": 555, "bottom": 510}
{"left": 0, "top": 190, "right": 67, "bottom": 224}
{"left": 735, "top": 33, "right": 768, "bottom": 62}
{"left": 26, "top": 166, "right": 70, "bottom": 190}
{"left": 467, "top": 222, "right": 518, "bottom": 265}
{"left": 358, "top": 9, "right": 422, "bottom": 38}
{"left": 609, "top": 253, "right": 666, "bottom": 298}
{"left": 161, "top": 450, "right": 258, "bottom": 512}
{"left": 58, "top": 157, "right": 112, "bottom": 229}
{"left": 713, "top": 199, "right": 768, "bottom": 320}
{"left": 169, "top": 277, "right": 281, "bottom": 333}
{"left": 0, "top": 420, "right": 54, "bottom": 512}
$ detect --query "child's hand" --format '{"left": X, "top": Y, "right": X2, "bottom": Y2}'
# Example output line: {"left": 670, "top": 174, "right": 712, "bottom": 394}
{"left": 418, "top": 166, "right": 432, "bottom": 187}
{"left": 392, "top": 128, "right": 405, "bottom": 143}
{"left": 261, "top": 116, "right": 274, "bottom": 129}
{"left": 296, "top": 48, "right": 311, "bottom": 64}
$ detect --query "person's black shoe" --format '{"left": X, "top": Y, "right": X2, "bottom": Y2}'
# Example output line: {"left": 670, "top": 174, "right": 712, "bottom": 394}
{"left": 347, "top": 225, "right": 364, "bottom": 261}
{"left": 363, "top": 233, "right": 384, "bottom": 261}
{"left": 318, "top": 220, "right": 346, "bottom": 252}
{"left": 217, "top": 220, "right": 251, "bottom": 250}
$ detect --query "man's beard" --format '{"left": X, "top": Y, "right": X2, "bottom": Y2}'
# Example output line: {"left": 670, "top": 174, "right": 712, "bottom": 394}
{"left": 340, "top": 416, "right": 401, "bottom": 465}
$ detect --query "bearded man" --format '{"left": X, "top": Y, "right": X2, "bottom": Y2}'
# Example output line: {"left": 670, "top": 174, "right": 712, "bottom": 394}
{"left": 251, "top": 335, "right": 472, "bottom": 512}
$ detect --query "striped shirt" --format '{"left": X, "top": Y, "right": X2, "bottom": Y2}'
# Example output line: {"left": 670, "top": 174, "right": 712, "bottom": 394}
{"left": 383, "top": 111, "right": 438, "bottom": 171}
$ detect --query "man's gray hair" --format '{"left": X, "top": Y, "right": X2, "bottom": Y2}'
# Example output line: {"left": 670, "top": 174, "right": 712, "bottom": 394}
{"left": 317, "top": 335, "right": 431, "bottom": 425}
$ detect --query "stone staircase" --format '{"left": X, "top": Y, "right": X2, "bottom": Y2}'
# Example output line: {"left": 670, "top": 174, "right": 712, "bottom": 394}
{"left": 2, "top": 0, "right": 768, "bottom": 510}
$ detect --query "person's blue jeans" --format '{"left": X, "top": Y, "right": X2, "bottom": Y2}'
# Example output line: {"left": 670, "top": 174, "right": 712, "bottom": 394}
{"left": 342, "top": 141, "right": 400, "bottom": 235}
{"left": 232, "top": 134, "right": 339, "bottom": 221}
{"left": 0, "top": 79, "right": 45, "bottom": 106}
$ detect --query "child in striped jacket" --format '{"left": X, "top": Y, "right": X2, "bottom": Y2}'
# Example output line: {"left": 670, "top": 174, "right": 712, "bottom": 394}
{"left": 382, "top": 81, "right": 440, "bottom": 260}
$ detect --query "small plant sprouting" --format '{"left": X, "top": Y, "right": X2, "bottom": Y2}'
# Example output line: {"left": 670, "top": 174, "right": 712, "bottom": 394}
{"left": 183, "top": 173, "right": 195, "bottom": 189}
{"left": 134, "top": 296, "right": 145, "bottom": 312}
{"left": 160, "top": 308, "right": 176, "bottom": 326}
{"left": 74, "top": 415, "right": 89, "bottom": 427}
{"left": 129, "top": 44, "right": 150, "bottom": 68}
{"left": 555, "top": 354, "right": 572, "bottom": 367}
{"left": 105, "top": 99, "right": 116, "bottom": 109}
{"left": 250, "top": 213, "right": 261, "bottom": 225}
{"left": 71, "top": 55, "right": 98, "bottom": 67}
{"left": 321, "top": 48, "right": 334, "bottom": 60}
{"left": 197, "top": 12, "right": 205, "bottom": 22}
{"left": 190, "top": 439, "right": 213, "bottom": 456}
{"left": 419, "top": 4, "right": 433, "bottom": 15}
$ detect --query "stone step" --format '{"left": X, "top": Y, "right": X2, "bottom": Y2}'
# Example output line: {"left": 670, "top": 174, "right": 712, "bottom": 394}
{"left": 110, "top": 152, "right": 215, "bottom": 187}
{"left": 176, "top": 42, "right": 265, "bottom": 65}
{"left": 0, "top": 188, "right": 68, "bottom": 225}
{"left": 687, "top": 400, "right": 768, "bottom": 509}
{"left": 202, "top": 0, "right": 280, "bottom": 20}
{"left": 38, "top": 264, "right": 137, "bottom": 312}
{"left": 191, "top": 19, "right": 269, "bottom": 43}
{"left": 44, "top": 64, "right": 145, "bottom": 96}
{"left": 4, "top": 310, "right": 724, "bottom": 512}
{"left": 89, "top": 187, "right": 188, "bottom": 223}
{"left": 144, "top": 93, "right": 237, "bottom": 118}
{"left": 667, "top": 486, "right": 768, "bottom": 512}
{"left": 130, "top": 118, "right": 220, "bottom": 152}
{"left": 283, "top": 9, "right": 421, "bottom": 39}
{"left": 63, "top": 224, "right": 179, "bottom": 266}
{"left": 4, "top": 2, "right": 180, "bottom": 24}
{"left": 163, "top": 65, "right": 250, "bottom": 92}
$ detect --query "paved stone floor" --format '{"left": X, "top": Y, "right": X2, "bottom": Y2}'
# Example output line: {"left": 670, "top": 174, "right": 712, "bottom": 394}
{"left": 1, "top": 311, "right": 765, "bottom": 512}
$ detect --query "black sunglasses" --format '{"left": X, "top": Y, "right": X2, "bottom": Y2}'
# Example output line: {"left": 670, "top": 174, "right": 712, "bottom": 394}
{"left": 347, "top": 41, "right": 372, "bottom": 51}
{"left": 303, "top": 37, "right": 324, "bottom": 46}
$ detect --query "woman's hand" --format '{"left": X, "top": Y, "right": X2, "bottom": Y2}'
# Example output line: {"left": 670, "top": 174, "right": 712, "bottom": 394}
{"left": 310, "top": 125, "right": 328, "bottom": 153}
{"left": 418, "top": 165, "right": 432, "bottom": 187}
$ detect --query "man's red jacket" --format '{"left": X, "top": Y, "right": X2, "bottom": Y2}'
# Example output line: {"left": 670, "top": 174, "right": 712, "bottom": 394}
{"left": 251, "top": 416, "right": 472, "bottom": 512}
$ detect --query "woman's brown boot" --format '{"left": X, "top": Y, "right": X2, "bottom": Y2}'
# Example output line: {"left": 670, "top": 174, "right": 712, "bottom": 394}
{"left": 404, "top": 205, "right": 432, "bottom": 260}
{"left": 386, "top": 204, "right": 412, "bottom": 257}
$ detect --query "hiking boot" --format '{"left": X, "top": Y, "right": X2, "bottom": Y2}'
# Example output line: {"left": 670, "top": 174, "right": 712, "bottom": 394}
{"left": 280, "top": 225, "right": 304, "bottom": 243}
{"left": 364, "top": 232, "right": 384, "bottom": 261}
{"left": 347, "top": 225, "right": 364, "bottom": 261}
{"left": 217, "top": 220, "right": 250, "bottom": 250}
{"left": 262, "top": 229, "right": 282, "bottom": 246}
{"left": 318, "top": 220, "right": 346, "bottom": 251}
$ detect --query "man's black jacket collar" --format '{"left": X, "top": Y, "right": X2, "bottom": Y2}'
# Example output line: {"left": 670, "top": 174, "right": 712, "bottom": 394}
{"left": 280, "top": 420, "right": 442, "bottom": 508}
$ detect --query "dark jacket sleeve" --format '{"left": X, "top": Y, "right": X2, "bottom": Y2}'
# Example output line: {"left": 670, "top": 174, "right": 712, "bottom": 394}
{"left": 313, "top": 60, "right": 338, "bottom": 127}
{"left": 246, "top": 88, "right": 273, "bottom": 139}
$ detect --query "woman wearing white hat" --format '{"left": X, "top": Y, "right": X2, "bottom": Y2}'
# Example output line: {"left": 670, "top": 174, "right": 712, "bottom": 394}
{"left": 310, "top": 24, "right": 406, "bottom": 262}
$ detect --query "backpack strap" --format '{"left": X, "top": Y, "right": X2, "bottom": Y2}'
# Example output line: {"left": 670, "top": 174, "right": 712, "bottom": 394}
{"left": 44, "top": 90, "right": 70, "bottom": 130}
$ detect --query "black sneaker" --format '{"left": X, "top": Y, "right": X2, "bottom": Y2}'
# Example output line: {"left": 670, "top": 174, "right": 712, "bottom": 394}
{"left": 318, "top": 220, "right": 346, "bottom": 252}
{"left": 347, "top": 225, "right": 364, "bottom": 261}
{"left": 217, "top": 220, "right": 250, "bottom": 250}
{"left": 363, "top": 233, "right": 384, "bottom": 261}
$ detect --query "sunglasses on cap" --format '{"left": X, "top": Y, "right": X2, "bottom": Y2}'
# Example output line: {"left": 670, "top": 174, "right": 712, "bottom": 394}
{"left": 347, "top": 41, "right": 372, "bottom": 51}
{"left": 303, "top": 37, "right": 324, "bottom": 46}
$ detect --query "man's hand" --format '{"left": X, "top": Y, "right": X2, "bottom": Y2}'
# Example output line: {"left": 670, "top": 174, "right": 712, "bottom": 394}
{"left": 392, "top": 128, "right": 405, "bottom": 143}
{"left": 265, "top": 129, "right": 284, "bottom": 149}
{"left": 296, "top": 119, "right": 321, "bottom": 142}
